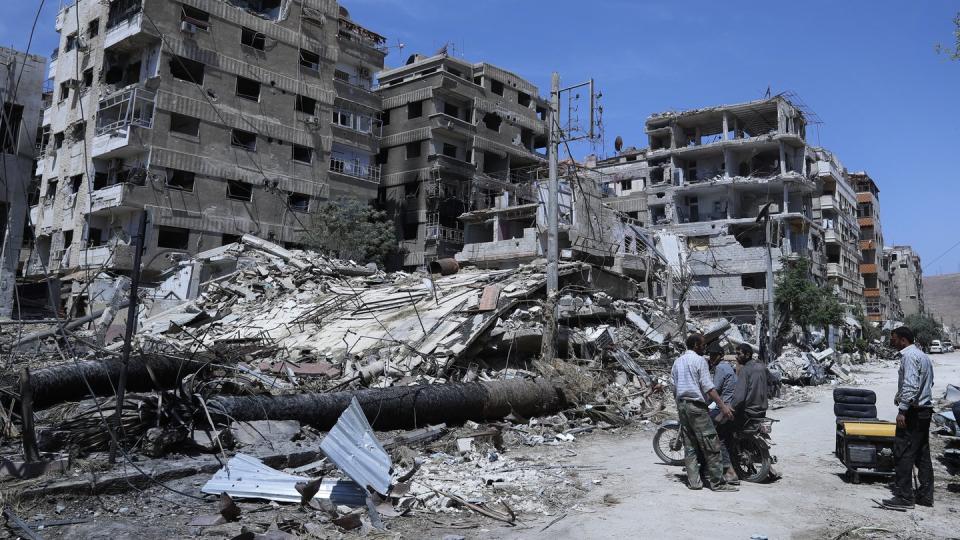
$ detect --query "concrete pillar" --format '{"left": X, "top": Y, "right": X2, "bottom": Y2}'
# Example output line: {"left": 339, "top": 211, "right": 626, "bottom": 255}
{"left": 0, "top": 194, "right": 27, "bottom": 318}
{"left": 778, "top": 142, "right": 787, "bottom": 176}
{"left": 783, "top": 184, "right": 789, "bottom": 214}
{"left": 722, "top": 113, "right": 729, "bottom": 141}
{"left": 723, "top": 148, "right": 734, "bottom": 178}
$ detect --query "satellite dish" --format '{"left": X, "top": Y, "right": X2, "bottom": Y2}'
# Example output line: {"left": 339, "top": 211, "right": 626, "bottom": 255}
{"left": 614, "top": 135, "right": 623, "bottom": 153}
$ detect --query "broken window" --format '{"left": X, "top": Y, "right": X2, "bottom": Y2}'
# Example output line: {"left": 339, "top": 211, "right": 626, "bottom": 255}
{"left": 230, "top": 129, "right": 257, "bottom": 151}
{"left": 287, "top": 192, "right": 309, "bottom": 212}
{"left": 332, "top": 109, "right": 353, "bottom": 128}
{"left": 165, "top": 168, "right": 195, "bottom": 191}
{"left": 45, "top": 179, "right": 58, "bottom": 198}
{"left": 64, "top": 33, "right": 78, "bottom": 53}
{"left": 295, "top": 95, "right": 317, "bottom": 115}
{"left": 406, "top": 141, "right": 422, "bottom": 159}
{"left": 408, "top": 100, "right": 423, "bottom": 119}
{"left": 402, "top": 222, "right": 418, "bottom": 240}
{"left": 226, "top": 180, "right": 253, "bottom": 201}
{"left": 182, "top": 6, "right": 210, "bottom": 30}
{"left": 379, "top": 109, "right": 390, "bottom": 126}
{"left": 490, "top": 79, "right": 504, "bottom": 96}
{"left": 741, "top": 273, "right": 766, "bottom": 290}
{"left": 620, "top": 179, "right": 632, "bottom": 191}
{"left": 1, "top": 102, "right": 24, "bottom": 154}
{"left": 87, "top": 18, "right": 100, "bottom": 38}
{"left": 71, "top": 122, "right": 86, "bottom": 140}
{"left": 59, "top": 82, "right": 70, "bottom": 102}
{"left": 299, "top": 49, "right": 321, "bottom": 71}
{"left": 222, "top": 233, "right": 242, "bottom": 245}
{"left": 70, "top": 175, "right": 83, "bottom": 193}
{"left": 87, "top": 227, "right": 104, "bottom": 247}
{"left": 404, "top": 182, "right": 418, "bottom": 198}
{"left": 157, "top": 226, "right": 190, "bottom": 250}
{"left": 236, "top": 76, "right": 261, "bottom": 101}
{"left": 54, "top": 132, "right": 64, "bottom": 149}
{"left": 292, "top": 144, "right": 313, "bottom": 164}
{"left": 482, "top": 112, "right": 502, "bottom": 132}
{"left": 170, "top": 56, "right": 205, "bottom": 84}
{"left": 241, "top": 27, "right": 266, "bottom": 50}
{"left": 227, "top": 0, "right": 281, "bottom": 19}
{"left": 375, "top": 148, "right": 388, "bottom": 165}
{"left": 442, "top": 143, "right": 458, "bottom": 158}
{"left": 93, "top": 172, "right": 109, "bottom": 190}
{"left": 81, "top": 68, "right": 94, "bottom": 90}
{"left": 517, "top": 91, "right": 531, "bottom": 107}
{"left": 536, "top": 106, "right": 547, "bottom": 121}
{"left": 443, "top": 102, "right": 460, "bottom": 118}
{"left": 169, "top": 113, "right": 200, "bottom": 137}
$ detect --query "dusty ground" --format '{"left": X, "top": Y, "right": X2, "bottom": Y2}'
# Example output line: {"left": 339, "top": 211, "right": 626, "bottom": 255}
{"left": 5, "top": 354, "right": 958, "bottom": 539}
{"left": 471, "top": 352, "right": 960, "bottom": 540}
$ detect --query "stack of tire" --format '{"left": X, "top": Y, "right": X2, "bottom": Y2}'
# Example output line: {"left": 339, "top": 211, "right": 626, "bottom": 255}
{"left": 834, "top": 388, "right": 878, "bottom": 419}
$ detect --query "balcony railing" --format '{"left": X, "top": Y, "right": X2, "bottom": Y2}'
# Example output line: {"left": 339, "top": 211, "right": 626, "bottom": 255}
{"left": 426, "top": 225, "right": 464, "bottom": 244}
{"left": 337, "top": 19, "right": 387, "bottom": 52}
{"left": 95, "top": 86, "right": 156, "bottom": 135}
{"left": 333, "top": 69, "right": 374, "bottom": 92}
{"left": 329, "top": 157, "right": 381, "bottom": 183}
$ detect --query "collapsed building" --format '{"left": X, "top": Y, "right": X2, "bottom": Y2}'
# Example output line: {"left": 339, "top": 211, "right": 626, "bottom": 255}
{"left": 375, "top": 53, "right": 550, "bottom": 270}
{"left": 24, "top": 0, "right": 385, "bottom": 316}
{"left": 0, "top": 47, "right": 46, "bottom": 319}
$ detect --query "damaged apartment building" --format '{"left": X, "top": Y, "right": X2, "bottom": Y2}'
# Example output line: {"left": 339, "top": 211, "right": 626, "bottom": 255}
{"left": 851, "top": 172, "right": 898, "bottom": 323}
{"left": 374, "top": 53, "right": 550, "bottom": 270}
{"left": 25, "top": 0, "right": 385, "bottom": 312}
{"left": 887, "top": 244, "right": 924, "bottom": 318}
{"left": 592, "top": 96, "right": 832, "bottom": 322}
{"left": 1, "top": 47, "right": 46, "bottom": 318}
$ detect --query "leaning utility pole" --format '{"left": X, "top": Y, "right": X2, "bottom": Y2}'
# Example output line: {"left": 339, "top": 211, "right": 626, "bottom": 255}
{"left": 756, "top": 202, "right": 775, "bottom": 362}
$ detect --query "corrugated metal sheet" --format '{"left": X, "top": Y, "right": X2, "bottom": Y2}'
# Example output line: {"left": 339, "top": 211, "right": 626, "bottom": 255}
{"left": 320, "top": 398, "right": 392, "bottom": 495}
{"left": 201, "top": 453, "right": 365, "bottom": 505}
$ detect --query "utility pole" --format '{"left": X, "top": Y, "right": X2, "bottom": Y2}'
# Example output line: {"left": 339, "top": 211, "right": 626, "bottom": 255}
{"left": 546, "top": 72, "right": 560, "bottom": 295}
{"left": 110, "top": 210, "right": 148, "bottom": 462}
{"left": 756, "top": 202, "right": 775, "bottom": 362}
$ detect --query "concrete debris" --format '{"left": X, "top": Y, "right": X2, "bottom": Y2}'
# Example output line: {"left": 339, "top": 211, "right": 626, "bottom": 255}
{"left": 768, "top": 345, "right": 855, "bottom": 386}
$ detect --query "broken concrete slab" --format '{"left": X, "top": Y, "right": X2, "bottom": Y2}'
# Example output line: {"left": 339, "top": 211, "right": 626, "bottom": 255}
{"left": 231, "top": 420, "right": 302, "bottom": 447}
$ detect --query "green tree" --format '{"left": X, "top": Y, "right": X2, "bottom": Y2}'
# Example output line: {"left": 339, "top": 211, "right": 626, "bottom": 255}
{"left": 935, "top": 12, "right": 960, "bottom": 60}
{"left": 902, "top": 313, "right": 944, "bottom": 349}
{"left": 774, "top": 258, "right": 845, "bottom": 341}
{"left": 305, "top": 199, "right": 397, "bottom": 266}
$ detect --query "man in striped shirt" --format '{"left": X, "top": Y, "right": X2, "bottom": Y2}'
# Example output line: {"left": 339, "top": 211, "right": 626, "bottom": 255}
{"left": 671, "top": 333, "right": 737, "bottom": 491}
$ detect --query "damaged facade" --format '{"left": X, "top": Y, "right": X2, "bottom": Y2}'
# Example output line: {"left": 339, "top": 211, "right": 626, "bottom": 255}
{"left": 887, "top": 244, "right": 924, "bottom": 318}
{"left": 592, "top": 96, "right": 829, "bottom": 322}
{"left": 374, "top": 53, "right": 549, "bottom": 270}
{"left": 25, "top": 0, "right": 385, "bottom": 312}
{"left": 851, "top": 172, "right": 897, "bottom": 323}
{"left": 0, "top": 47, "right": 46, "bottom": 318}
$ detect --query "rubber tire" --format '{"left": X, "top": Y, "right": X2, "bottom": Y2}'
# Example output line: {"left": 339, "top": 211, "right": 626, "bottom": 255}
{"left": 732, "top": 437, "right": 771, "bottom": 483}
{"left": 653, "top": 424, "right": 685, "bottom": 466}
{"left": 833, "top": 388, "right": 877, "bottom": 405}
{"left": 834, "top": 403, "right": 878, "bottom": 418}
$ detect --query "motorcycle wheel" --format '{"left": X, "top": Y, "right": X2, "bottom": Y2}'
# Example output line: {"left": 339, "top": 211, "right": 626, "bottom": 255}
{"left": 653, "top": 424, "right": 685, "bottom": 466}
{"left": 732, "top": 437, "right": 771, "bottom": 483}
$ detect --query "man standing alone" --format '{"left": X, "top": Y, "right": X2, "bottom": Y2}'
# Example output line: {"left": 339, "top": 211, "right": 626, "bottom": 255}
{"left": 672, "top": 334, "right": 737, "bottom": 491}
{"left": 882, "top": 326, "right": 934, "bottom": 509}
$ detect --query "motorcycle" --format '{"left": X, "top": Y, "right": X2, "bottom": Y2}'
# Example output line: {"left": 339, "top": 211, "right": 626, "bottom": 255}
{"left": 653, "top": 417, "right": 778, "bottom": 483}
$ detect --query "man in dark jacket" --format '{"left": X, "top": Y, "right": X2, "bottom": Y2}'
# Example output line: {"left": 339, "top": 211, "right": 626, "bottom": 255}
{"left": 730, "top": 343, "right": 768, "bottom": 420}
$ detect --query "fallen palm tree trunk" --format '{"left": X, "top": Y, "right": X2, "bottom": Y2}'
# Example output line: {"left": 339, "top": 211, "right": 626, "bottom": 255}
{"left": 208, "top": 378, "right": 567, "bottom": 431}
{"left": 25, "top": 354, "right": 210, "bottom": 410}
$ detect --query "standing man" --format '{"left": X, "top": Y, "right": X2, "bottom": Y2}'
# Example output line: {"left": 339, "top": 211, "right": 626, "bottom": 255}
{"left": 707, "top": 343, "right": 739, "bottom": 484}
{"left": 672, "top": 333, "right": 737, "bottom": 491}
{"left": 730, "top": 343, "right": 769, "bottom": 422}
{"left": 883, "top": 326, "right": 934, "bottom": 509}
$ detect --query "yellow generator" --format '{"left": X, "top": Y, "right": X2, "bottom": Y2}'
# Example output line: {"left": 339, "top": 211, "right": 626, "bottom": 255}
{"left": 833, "top": 388, "right": 896, "bottom": 483}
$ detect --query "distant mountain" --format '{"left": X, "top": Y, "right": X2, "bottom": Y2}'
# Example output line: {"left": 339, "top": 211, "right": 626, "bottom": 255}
{"left": 923, "top": 273, "right": 960, "bottom": 328}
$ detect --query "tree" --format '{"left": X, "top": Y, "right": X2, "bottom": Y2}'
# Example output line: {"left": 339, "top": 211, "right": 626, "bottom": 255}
{"left": 935, "top": 12, "right": 960, "bottom": 60}
{"left": 902, "top": 313, "right": 944, "bottom": 349}
{"left": 304, "top": 199, "right": 397, "bottom": 266}
{"left": 774, "top": 258, "right": 845, "bottom": 341}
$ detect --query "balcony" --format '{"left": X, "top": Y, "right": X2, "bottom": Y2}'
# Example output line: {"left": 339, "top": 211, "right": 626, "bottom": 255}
{"left": 824, "top": 228, "right": 839, "bottom": 244}
{"left": 337, "top": 18, "right": 387, "bottom": 53}
{"left": 104, "top": 7, "right": 158, "bottom": 51}
{"left": 860, "top": 263, "right": 877, "bottom": 274}
{"left": 827, "top": 263, "right": 841, "bottom": 278}
{"left": 88, "top": 183, "right": 143, "bottom": 215}
{"left": 857, "top": 217, "right": 874, "bottom": 228}
{"left": 818, "top": 194, "right": 836, "bottom": 212}
{"left": 328, "top": 157, "right": 381, "bottom": 184}
{"left": 78, "top": 244, "right": 134, "bottom": 271}
{"left": 814, "top": 160, "right": 843, "bottom": 181}
{"left": 864, "top": 287, "right": 881, "bottom": 298}
{"left": 30, "top": 203, "right": 56, "bottom": 234}
{"left": 92, "top": 86, "right": 155, "bottom": 158}
{"left": 426, "top": 225, "right": 464, "bottom": 245}
{"left": 859, "top": 239, "right": 875, "bottom": 250}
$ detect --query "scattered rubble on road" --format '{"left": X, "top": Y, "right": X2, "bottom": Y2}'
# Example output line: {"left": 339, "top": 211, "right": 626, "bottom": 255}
{"left": 0, "top": 234, "right": 894, "bottom": 536}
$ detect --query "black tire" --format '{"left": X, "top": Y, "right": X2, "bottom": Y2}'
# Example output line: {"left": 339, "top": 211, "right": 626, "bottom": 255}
{"left": 732, "top": 437, "right": 771, "bottom": 483}
{"left": 834, "top": 403, "right": 877, "bottom": 418}
{"left": 833, "top": 388, "right": 876, "bottom": 405}
{"left": 653, "top": 424, "right": 684, "bottom": 466}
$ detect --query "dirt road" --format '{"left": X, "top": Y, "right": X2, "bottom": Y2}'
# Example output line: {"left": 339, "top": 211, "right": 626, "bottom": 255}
{"left": 496, "top": 353, "right": 960, "bottom": 539}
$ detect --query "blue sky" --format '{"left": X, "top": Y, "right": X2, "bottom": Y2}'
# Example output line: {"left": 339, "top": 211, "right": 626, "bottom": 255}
{"left": 6, "top": 1, "right": 959, "bottom": 275}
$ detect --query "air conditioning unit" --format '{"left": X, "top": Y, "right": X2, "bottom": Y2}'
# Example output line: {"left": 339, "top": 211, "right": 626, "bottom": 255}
{"left": 304, "top": 116, "right": 321, "bottom": 125}
{"left": 181, "top": 21, "right": 199, "bottom": 34}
